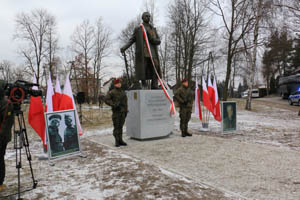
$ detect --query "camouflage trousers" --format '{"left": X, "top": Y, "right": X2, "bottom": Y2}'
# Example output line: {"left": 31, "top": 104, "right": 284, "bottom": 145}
{"left": 179, "top": 107, "right": 192, "bottom": 132}
{"left": 112, "top": 112, "right": 127, "bottom": 140}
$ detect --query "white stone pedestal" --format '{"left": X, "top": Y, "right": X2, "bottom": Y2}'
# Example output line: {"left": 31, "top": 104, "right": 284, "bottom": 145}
{"left": 126, "top": 90, "right": 174, "bottom": 140}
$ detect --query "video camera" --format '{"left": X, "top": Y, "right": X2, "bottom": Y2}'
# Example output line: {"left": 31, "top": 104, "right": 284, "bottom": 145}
{"left": 4, "top": 80, "right": 42, "bottom": 103}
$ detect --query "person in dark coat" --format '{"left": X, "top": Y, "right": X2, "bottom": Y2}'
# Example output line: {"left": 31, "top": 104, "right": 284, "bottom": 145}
{"left": 0, "top": 80, "right": 14, "bottom": 192}
{"left": 174, "top": 78, "right": 194, "bottom": 137}
{"left": 120, "top": 12, "right": 161, "bottom": 89}
{"left": 104, "top": 78, "right": 128, "bottom": 147}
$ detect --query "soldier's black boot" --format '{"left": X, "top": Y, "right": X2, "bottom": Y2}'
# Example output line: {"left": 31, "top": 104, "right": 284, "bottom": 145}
{"left": 114, "top": 136, "right": 120, "bottom": 147}
{"left": 185, "top": 130, "right": 192, "bottom": 136}
{"left": 181, "top": 131, "right": 186, "bottom": 137}
{"left": 119, "top": 139, "right": 127, "bottom": 146}
{"left": 119, "top": 133, "right": 127, "bottom": 146}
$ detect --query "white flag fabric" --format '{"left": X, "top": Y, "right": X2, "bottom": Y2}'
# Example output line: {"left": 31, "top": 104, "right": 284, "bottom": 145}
{"left": 45, "top": 73, "right": 54, "bottom": 113}
{"left": 53, "top": 76, "right": 62, "bottom": 111}
{"left": 59, "top": 73, "right": 83, "bottom": 136}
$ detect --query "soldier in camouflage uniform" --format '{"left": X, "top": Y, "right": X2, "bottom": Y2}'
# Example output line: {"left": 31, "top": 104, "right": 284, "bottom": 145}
{"left": 63, "top": 114, "right": 79, "bottom": 151}
{"left": 48, "top": 114, "right": 64, "bottom": 153}
{"left": 104, "top": 78, "right": 128, "bottom": 147}
{"left": 0, "top": 80, "right": 14, "bottom": 191}
{"left": 174, "top": 78, "right": 194, "bottom": 137}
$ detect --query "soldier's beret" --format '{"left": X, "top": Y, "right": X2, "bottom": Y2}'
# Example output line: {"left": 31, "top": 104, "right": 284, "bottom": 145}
{"left": 114, "top": 78, "right": 121, "bottom": 85}
{"left": 49, "top": 114, "right": 61, "bottom": 121}
{"left": 181, "top": 78, "right": 188, "bottom": 83}
{"left": 64, "top": 114, "right": 72, "bottom": 120}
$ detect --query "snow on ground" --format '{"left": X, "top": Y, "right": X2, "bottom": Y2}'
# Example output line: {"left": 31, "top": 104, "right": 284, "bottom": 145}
{"left": 1, "top": 97, "right": 300, "bottom": 200}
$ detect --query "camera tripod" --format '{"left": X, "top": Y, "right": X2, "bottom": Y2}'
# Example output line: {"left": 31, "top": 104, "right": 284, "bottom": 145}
{"left": 13, "top": 103, "right": 37, "bottom": 200}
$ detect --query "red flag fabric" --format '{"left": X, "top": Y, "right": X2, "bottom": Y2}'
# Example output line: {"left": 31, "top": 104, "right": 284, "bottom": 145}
{"left": 53, "top": 76, "right": 62, "bottom": 111}
{"left": 59, "top": 74, "right": 83, "bottom": 136}
{"left": 207, "top": 76, "right": 215, "bottom": 109}
{"left": 202, "top": 76, "right": 213, "bottom": 113}
{"left": 28, "top": 74, "right": 46, "bottom": 148}
{"left": 212, "top": 76, "right": 221, "bottom": 121}
{"left": 194, "top": 78, "right": 202, "bottom": 120}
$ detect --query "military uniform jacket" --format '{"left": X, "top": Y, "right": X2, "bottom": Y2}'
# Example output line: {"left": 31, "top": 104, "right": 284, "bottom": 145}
{"left": 104, "top": 88, "right": 128, "bottom": 113}
{"left": 174, "top": 85, "right": 194, "bottom": 109}
{"left": 0, "top": 98, "right": 14, "bottom": 143}
{"left": 122, "top": 23, "right": 161, "bottom": 80}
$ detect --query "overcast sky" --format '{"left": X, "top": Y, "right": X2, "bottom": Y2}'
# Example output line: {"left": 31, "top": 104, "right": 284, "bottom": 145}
{"left": 0, "top": 0, "right": 170, "bottom": 76}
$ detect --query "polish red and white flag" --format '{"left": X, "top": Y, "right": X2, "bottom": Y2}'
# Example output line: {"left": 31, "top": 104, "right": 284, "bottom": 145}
{"left": 194, "top": 78, "right": 202, "bottom": 120}
{"left": 207, "top": 76, "right": 215, "bottom": 110}
{"left": 28, "top": 74, "right": 46, "bottom": 149}
{"left": 53, "top": 76, "right": 62, "bottom": 111}
{"left": 202, "top": 76, "right": 213, "bottom": 113}
{"left": 59, "top": 74, "right": 83, "bottom": 136}
{"left": 45, "top": 73, "right": 54, "bottom": 113}
{"left": 212, "top": 76, "right": 221, "bottom": 121}
{"left": 43, "top": 73, "right": 55, "bottom": 149}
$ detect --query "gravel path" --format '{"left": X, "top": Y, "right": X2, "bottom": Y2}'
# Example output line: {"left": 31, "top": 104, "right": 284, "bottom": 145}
{"left": 89, "top": 98, "right": 300, "bottom": 200}
{"left": 90, "top": 131, "right": 300, "bottom": 200}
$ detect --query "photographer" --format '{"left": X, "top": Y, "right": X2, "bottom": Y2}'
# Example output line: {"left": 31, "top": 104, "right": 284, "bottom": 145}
{"left": 0, "top": 80, "right": 14, "bottom": 192}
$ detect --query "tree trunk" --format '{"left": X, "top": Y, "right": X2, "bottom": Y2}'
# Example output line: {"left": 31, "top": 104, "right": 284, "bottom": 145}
{"left": 245, "top": 0, "right": 262, "bottom": 111}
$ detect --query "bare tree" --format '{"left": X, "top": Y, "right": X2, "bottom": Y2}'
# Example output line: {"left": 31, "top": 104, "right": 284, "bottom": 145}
{"left": 92, "top": 17, "right": 112, "bottom": 102}
{"left": 119, "top": 16, "right": 141, "bottom": 79}
{"left": 0, "top": 60, "right": 15, "bottom": 82}
{"left": 168, "top": 0, "right": 210, "bottom": 83}
{"left": 70, "top": 19, "right": 95, "bottom": 98}
{"left": 14, "top": 9, "right": 58, "bottom": 85}
{"left": 142, "top": 0, "right": 159, "bottom": 25}
{"left": 158, "top": 26, "right": 173, "bottom": 81}
{"left": 211, "top": 0, "right": 255, "bottom": 101}
{"left": 273, "top": 1, "right": 300, "bottom": 32}
{"left": 45, "top": 17, "right": 60, "bottom": 80}
{"left": 241, "top": 0, "right": 274, "bottom": 110}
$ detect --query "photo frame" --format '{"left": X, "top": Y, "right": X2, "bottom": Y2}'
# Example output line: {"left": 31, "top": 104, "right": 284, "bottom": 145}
{"left": 45, "top": 109, "right": 81, "bottom": 159}
{"left": 221, "top": 101, "right": 237, "bottom": 132}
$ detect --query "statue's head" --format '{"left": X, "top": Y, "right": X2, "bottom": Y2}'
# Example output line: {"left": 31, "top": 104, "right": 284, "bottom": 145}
{"left": 142, "top": 12, "right": 151, "bottom": 23}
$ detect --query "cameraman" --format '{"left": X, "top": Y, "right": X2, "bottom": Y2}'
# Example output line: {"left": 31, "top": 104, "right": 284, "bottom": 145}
{"left": 0, "top": 80, "right": 14, "bottom": 192}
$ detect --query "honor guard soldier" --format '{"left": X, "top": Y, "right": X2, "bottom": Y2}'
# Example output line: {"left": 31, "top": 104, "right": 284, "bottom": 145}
{"left": 104, "top": 78, "right": 128, "bottom": 147}
{"left": 0, "top": 80, "right": 14, "bottom": 192}
{"left": 174, "top": 78, "right": 194, "bottom": 137}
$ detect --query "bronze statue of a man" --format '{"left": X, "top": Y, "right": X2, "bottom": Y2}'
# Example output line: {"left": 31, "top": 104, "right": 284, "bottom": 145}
{"left": 120, "top": 12, "right": 161, "bottom": 89}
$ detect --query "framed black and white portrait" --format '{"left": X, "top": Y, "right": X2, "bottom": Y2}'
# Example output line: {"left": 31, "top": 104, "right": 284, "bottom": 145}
{"left": 221, "top": 101, "right": 237, "bottom": 132}
{"left": 45, "top": 109, "right": 81, "bottom": 159}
